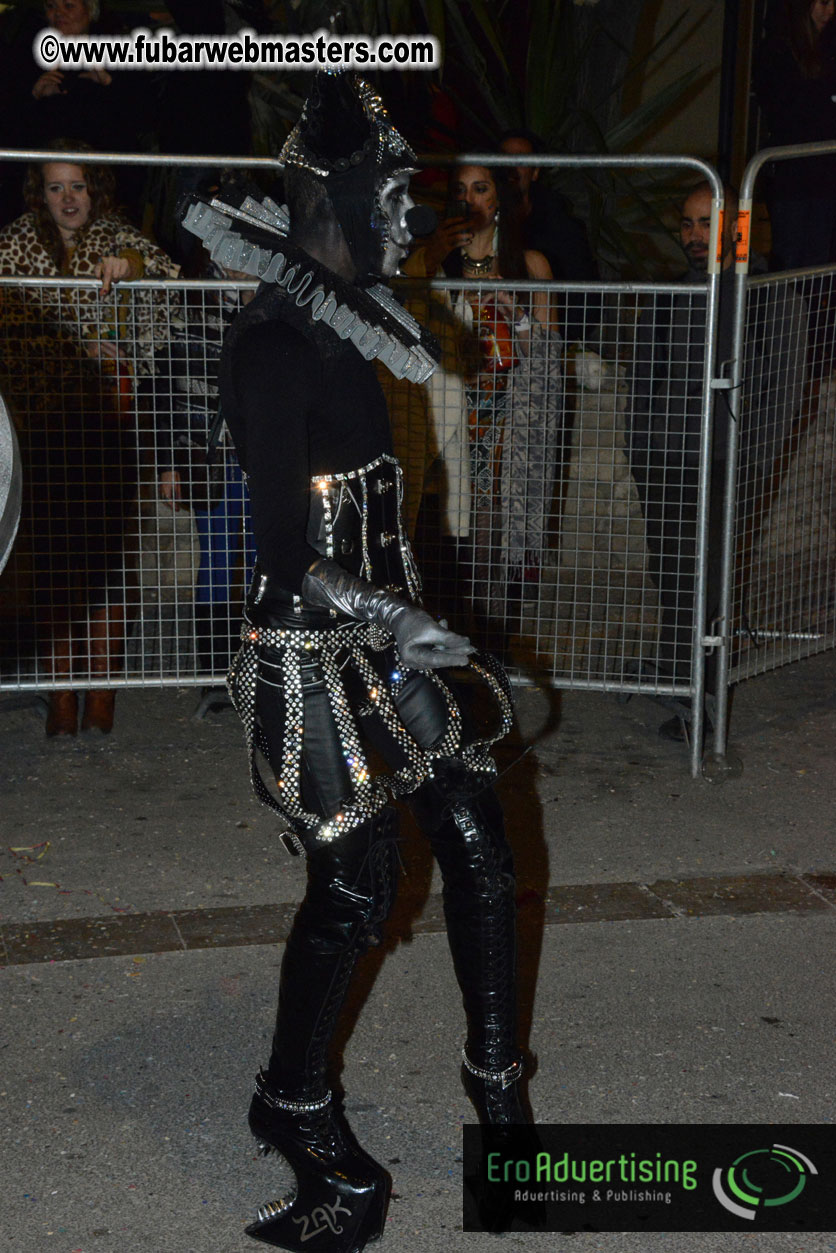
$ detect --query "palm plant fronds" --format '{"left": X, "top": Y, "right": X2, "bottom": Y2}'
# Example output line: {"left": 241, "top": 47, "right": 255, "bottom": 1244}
{"left": 0, "top": 0, "right": 719, "bottom": 277}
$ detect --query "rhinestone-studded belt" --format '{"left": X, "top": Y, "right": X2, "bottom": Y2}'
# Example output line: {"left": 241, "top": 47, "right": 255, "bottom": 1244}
{"left": 227, "top": 613, "right": 513, "bottom": 850}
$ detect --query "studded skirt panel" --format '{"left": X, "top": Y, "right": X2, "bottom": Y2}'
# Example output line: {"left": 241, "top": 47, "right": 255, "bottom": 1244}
{"left": 227, "top": 614, "right": 513, "bottom": 851}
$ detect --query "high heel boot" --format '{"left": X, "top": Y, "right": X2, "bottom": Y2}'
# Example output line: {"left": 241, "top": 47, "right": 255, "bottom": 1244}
{"left": 414, "top": 778, "right": 532, "bottom": 1125}
{"left": 81, "top": 604, "right": 124, "bottom": 733}
{"left": 461, "top": 1049, "right": 544, "bottom": 1234}
{"left": 43, "top": 626, "right": 77, "bottom": 736}
{"left": 246, "top": 1072, "right": 389, "bottom": 1251}
{"left": 245, "top": 813, "right": 399, "bottom": 1249}
{"left": 46, "top": 690, "right": 78, "bottom": 736}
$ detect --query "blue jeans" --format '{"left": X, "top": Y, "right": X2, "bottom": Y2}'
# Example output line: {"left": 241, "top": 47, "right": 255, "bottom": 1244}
{"left": 193, "top": 462, "right": 255, "bottom": 605}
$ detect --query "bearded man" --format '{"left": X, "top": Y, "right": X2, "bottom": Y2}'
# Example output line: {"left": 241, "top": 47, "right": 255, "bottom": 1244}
{"left": 627, "top": 182, "right": 807, "bottom": 743}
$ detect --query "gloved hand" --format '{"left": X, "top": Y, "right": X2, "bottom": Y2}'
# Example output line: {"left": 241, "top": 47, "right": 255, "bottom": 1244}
{"left": 302, "top": 558, "right": 474, "bottom": 669}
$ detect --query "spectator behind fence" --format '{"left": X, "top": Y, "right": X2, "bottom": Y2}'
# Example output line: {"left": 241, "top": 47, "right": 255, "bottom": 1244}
{"left": 0, "top": 144, "right": 178, "bottom": 736}
{"left": 10, "top": 1, "right": 147, "bottom": 221}
{"left": 405, "top": 162, "right": 562, "bottom": 643}
{"left": 149, "top": 256, "right": 256, "bottom": 680}
{"left": 150, "top": 0, "right": 253, "bottom": 269}
{"left": 498, "top": 129, "right": 601, "bottom": 345}
{"left": 627, "top": 181, "right": 808, "bottom": 743}
{"left": 756, "top": 0, "right": 836, "bottom": 270}
{"left": 28, "top": 2, "right": 117, "bottom": 145}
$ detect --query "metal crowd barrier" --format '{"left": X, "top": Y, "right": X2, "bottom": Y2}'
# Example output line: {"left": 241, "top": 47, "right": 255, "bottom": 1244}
{"left": 406, "top": 277, "right": 714, "bottom": 697}
{"left": 0, "top": 276, "right": 257, "bottom": 691}
{"left": 402, "top": 151, "right": 726, "bottom": 777}
{"left": 712, "top": 141, "right": 836, "bottom": 767}
{"left": 0, "top": 149, "right": 729, "bottom": 778}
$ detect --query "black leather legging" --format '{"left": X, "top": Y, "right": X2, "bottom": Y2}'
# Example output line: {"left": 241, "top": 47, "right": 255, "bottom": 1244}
{"left": 256, "top": 659, "right": 518, "bottom": 1096}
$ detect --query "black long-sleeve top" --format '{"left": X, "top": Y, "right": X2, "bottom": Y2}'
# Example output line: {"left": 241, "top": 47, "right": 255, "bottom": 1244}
{"left": 219, "top": 281, "right": 393, "bottom": 592}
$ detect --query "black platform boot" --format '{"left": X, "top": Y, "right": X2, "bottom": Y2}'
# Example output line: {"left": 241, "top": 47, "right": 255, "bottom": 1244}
{"left": 413, "top": 775, "right": 532, "bottom": 1125}
{"left": 415, "top": 778, "right": 539, "bottom": 1233}
{"left": 245, "top": 812, "right": 399, "bottom": 1250}
{"left": 246, "top": 1072, "right": 389, "bottom": 1251}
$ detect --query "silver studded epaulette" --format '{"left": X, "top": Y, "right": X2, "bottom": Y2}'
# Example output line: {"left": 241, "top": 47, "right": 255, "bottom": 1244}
{"left": 181, "top": 197, "right": 440, "bottom": 385}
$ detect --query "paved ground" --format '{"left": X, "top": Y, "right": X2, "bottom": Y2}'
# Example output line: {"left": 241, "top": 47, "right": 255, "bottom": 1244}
{"left": 1, "top": 649, "right": 835, "bottom": 1252}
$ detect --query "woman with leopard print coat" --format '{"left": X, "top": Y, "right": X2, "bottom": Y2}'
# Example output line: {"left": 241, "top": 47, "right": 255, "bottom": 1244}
{"left": 0, "top": 146, "right": 179, "bottom": 735}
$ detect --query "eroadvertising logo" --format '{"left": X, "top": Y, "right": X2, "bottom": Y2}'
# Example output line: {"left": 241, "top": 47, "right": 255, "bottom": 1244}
{"left": 462, "top": 1125, "right": 835, "bottom": 1233}
{"left": 712, "top": 1143, "right": 817, "bottom": 1220}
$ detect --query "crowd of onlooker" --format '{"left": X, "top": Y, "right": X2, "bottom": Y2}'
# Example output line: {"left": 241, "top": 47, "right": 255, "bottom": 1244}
{"left": 0, "top": 0, "right": 835, "bottom": 745}
{"left": 0, "top": 0, "right": 253, "bottom": 244}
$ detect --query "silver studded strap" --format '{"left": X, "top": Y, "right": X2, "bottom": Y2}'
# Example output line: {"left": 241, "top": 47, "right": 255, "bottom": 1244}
{"left": 255, "top": 1071, "right": 332, "bottom": 1113}
{"left": 461, "top": 1049, "right": 524, "bottom": 1091}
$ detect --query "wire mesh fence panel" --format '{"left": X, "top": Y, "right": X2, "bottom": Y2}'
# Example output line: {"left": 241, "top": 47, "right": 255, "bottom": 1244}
{"left": 1, "top": 273, "right": 718, "bottom": 700}
{"left": 392, "top": 277, "right": 564, "bottom": 671}
{"left": 402, "top": 278, "right": 712, "bottom": 694}
{"left": 730, "top": 269, "right": 836, "bottom": 682}
{"left": 0, "top": 277, "right": 256, "bottom": 691}
{"left": 557, "top": 295, "right": 657, "bottom": 691}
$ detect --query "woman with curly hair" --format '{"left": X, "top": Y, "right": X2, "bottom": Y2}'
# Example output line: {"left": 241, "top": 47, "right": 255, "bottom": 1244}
{"left": 405, "top": 162, "right": 562, "bottom": 646}
{"left": 0, "top": 142, "right": 178, "bottom": 734}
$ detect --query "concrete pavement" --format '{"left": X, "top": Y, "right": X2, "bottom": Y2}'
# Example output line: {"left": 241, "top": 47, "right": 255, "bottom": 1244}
{"left": 2, "top": 648, "right": 835, "bottom": 1252}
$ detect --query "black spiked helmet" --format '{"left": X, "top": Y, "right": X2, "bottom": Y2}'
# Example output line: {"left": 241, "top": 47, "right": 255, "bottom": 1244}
{"left": 280, "top": 71, "right": 416, "bottom": 280}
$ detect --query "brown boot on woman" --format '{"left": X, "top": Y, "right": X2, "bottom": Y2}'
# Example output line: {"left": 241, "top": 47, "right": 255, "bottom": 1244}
{"left": 81, "top": 690, "right": 115, "bottom": 734}
{"left": 46, "top": 690, "right": 79, "bottom": 737}
{"left": 80, "top": 602, "right": 123, "bottom": 733}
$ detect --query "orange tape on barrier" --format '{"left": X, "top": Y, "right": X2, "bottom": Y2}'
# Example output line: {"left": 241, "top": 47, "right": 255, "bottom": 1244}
{"left": 735, "top": 209, "right": 751, "bottom": 264}
{"left": 714, "top": 208, "right": 725, "bottom": 266}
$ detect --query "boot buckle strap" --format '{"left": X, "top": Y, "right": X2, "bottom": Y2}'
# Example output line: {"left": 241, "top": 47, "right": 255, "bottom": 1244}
{"left": 254, "top": 1070, "right": 332, "bottom": 1113}
{"left": 461, "top": 1049, "right": 523, "bottom": 1091}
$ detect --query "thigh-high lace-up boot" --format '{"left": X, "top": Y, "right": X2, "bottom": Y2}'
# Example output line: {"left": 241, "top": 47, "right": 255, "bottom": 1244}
{"left": 245, "top": 810, "right": 399, "bottom": 1251}
{"left": 413, "top": 775, "right": 530, "bottom": 1125}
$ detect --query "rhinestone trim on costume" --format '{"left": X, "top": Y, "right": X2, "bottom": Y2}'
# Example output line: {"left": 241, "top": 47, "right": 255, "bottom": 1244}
{"left": 226, "top": 448, "right": 513, "bottom": 853}
{"left": 315, "top": 476, "right": 335, "bottom": 560}
{"left": 356, "top": 78, "right": 415, "bottom": 166}
{"left": 255, "top": 1072, "right": 332, "bottom": 1113}
{"left": 310, "top": 455, "right": 422, "bottom": 603}
{"left": 321, "top": 647, "right": 374, "bottom": 799}
{"left": 461, "top": 1050, "right": 523, "bottom": 1091}
{"left": 227, "top": 611, "right": 511, "bottom": 850}
{"left": 279, "top": 75, "right": 416, "bottom": 177}
{"left": 360, "top": 472, "right": 372, "bottom": 582}
{"left": 259, "top": 1090, "right": 333, "bottom": 1113}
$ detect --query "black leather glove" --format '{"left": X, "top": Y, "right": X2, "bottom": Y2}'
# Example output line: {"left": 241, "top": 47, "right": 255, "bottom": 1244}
{"left": 302, "top": 558, "right": 474, "bottom": 670}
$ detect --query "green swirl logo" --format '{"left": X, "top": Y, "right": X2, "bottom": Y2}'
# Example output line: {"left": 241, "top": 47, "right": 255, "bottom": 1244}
{"left": 713, "top": 1144, "right": 817, "bottom": 1220}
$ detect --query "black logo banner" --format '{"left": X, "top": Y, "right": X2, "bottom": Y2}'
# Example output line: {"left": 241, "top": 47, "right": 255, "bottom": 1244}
{"left": 463, "top": 1124, "right": 836, "bottom": 1232}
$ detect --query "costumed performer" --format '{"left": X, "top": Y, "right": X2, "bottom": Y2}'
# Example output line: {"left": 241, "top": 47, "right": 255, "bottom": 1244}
{"left": 183, "top": 70, "right": 531, "bottom": 1252}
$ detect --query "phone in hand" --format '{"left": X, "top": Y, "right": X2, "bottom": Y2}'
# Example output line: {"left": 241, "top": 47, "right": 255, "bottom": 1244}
{"left": 445, "top": 198, "right": 470, "bottom": 221}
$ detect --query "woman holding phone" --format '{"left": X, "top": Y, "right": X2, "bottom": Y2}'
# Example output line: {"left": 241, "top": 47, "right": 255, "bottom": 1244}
{"left": 405, "top": 163, "right": 561, "bottom": 643}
